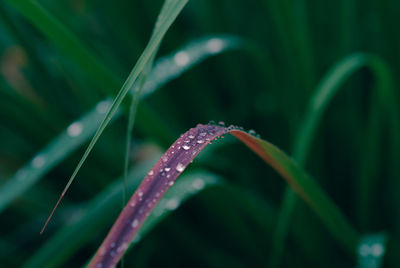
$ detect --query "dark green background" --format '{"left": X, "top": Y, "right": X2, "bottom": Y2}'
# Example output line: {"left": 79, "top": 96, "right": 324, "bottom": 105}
{"left": 0, "top": 0, "right": 399, "bottom": 267}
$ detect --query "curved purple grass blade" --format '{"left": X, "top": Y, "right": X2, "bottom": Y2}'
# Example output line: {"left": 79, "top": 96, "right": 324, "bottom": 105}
{"left": 89, "top": 123, "right": 359, "bottom": 267}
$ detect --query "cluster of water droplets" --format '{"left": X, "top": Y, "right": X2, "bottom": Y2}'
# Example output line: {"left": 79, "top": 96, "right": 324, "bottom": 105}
{"left": 358, "top": 243, "right": 385, "bottom": 257}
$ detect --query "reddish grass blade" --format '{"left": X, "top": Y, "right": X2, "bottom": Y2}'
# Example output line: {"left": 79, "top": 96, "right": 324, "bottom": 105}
{"left": 89, "top": 123, "right": 359, "bottom": 267}
{"left": 89, "top": 124, "right": 229, "bottom": 267}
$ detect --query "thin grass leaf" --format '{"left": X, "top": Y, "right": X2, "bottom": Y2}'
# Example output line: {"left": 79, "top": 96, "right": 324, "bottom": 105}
{"left": 89, "top": 123, "right": 359, "bottom": 267}
{"left": 0, "top": 99, "right": 114, "bottom": 214}
{"left": 2, "top": 0, "right": 179, "bottom": 149}
{"left": 270, "top": 53, "right": 400, "bottom": 267}
{"left": 0, "top": 35, "right": 244, "bottom": 214}
{"left": 40, "top": 0, "right": 189, "bottom": 233}
{"left": 141, "top": 35, "right": 243, "bottom": 97}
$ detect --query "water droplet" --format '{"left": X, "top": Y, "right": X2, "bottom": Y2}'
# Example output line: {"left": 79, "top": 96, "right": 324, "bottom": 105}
{"left": 192, "top": 178, "right": 205, "bottom": 190}
{"left": 32, "top": 155, "right": 45, "bottom": 168}
{"left": 206, "top": 38, "right": 224, "bottom": 53}
{"left": 168, "top": 181, "right": 174, "bottom": 186}
{"left": 372, "top": 243, "right": 385, "bottom": 256}
{"left": 218, "top": 121, "right": 225, "bottom": 126}
{"left": 117, "top": 242, "right": 128, "bottom": 253}
{"left": 164, "top": 167, "right": 171, "bottom": 172}
{"left": 130, "top": 201, "right": 136, "bottom": 207}
{"left": 188, "top": 135, "right": 195, "bottom": 139}
{"left": 174, "top": 51, "right": 190, "bottom": 66}
{"left": 200, "top": 132, "right": 207, "bottom": 137}
{"left": 132, "top": 219, "right": 139, "bottom": 228}
{"left": 208, "top": 120, "right": 216, "bottom": 125}
{"left": 359, "top": 244, "right": 370, "bottom": 256}
{"left": 96, "top": 100, "right": 111, "bottom": 114}
{"left": 176, "top": 163, "right": 185, "bottom": 172}
{"left": 67, "top": 122, "right": 83, "bottom": 137}
{"left": 148, "top": 170, "right": 154, "bottom": 176}
{"left": 182, "top": 144, "right": 190, "bottom": 150}
{"left": 248, "top": 129, "right": 256, "bottom": 135}
{"left": 138, "top": 191, "right": 143, "bottom": 197}
{"left": 162, "top": 156, "right": 168, "bottom": 162}
{"left": 196, "top": 140, "right": 204, "bottom": 144}
{"left": 166, "top": 198, "right": 180, "bottom": 210}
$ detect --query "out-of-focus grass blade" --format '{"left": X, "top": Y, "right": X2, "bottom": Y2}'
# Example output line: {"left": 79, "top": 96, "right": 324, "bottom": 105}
{"left": 90, "top": 123, "right": 359, "bottom": 267}
{"left": 40, "top": 0, "right": 189, "bottom": 233}
{"left": 231, "top": 129, "right": 360, "bottom": 254}
{"left": 1, "top": 0, "right": 175, "bottom": 147}
{"left": 357, "top": 233, "right": 387, "bottom": 268}
{"left": 3, "top": 0, "right": 120, "bottom": 95}
{"left": 0, "top": 35, "right": 245, "bottom": 214}
{"left": 0, "top": 99, "right": 113, "bottom": 214}
{"left": 141, "top": 35, "right": 242, "bottom": 97}
{"left": 270, "top": 53, "right": 400, "bottom": 267}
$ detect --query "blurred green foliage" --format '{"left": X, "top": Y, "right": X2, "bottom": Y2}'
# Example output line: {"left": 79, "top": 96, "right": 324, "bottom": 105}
{"left": 0, "top": 0, "right": 399, "bottom": 267}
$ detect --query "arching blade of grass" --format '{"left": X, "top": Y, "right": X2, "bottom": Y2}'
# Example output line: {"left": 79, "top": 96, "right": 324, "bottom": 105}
{"left": 270, "top": 53, "right": 400, "bottom": 267}
{"left": 89, "top": 123, "right": 359, "bottom": 268}
{"left": 0, "top": 35, "right": 244, "bottom": 214}
{"left": 0, "top": 99, "right": 114, "bottom": 214}
{"left": 39, "top": 0, "right": 189, "bottom": 233}
{"left": 141, "top": 35, "right": 243, "bottom": 97}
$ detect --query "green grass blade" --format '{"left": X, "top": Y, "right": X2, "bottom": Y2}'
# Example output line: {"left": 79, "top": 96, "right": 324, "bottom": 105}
{"left": 0, "top": 35, "right": 243, "bottom": 215}
{"left": 231, "top": 129, "right": 360, "bottom": 254}
{"left": 270, "top": 53, "right": 399, "bottom": 267}
{"left": 0, "top": 99, "right": 114, "bottom": 214}
{"left": 2, "top": 0, "right": 180, "bottom": 148}
{"left": 40, "top": 0, "right": 189, "bottom": 233}
{"left": 141, "top": 35, "right": 243, "bottom": 97}
{"left": 90, "top": 123, "right": 359, "bottom": 267}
